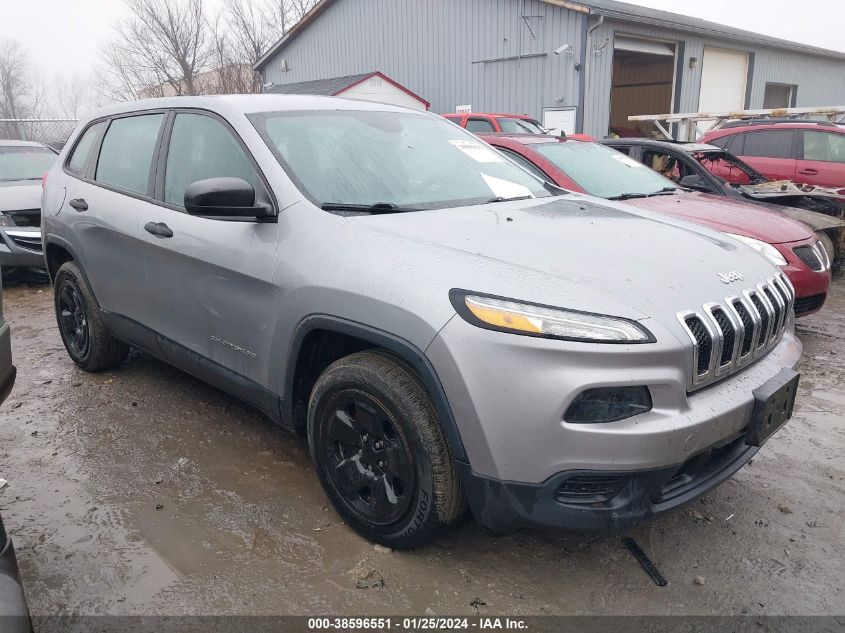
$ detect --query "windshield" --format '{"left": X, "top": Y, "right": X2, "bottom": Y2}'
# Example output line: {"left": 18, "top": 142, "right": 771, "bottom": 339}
{"left": 535, "top": 142, "right": 678, "bottom": 198}
{"left": 0, "top": 146, "right": 56, "bottom": 182}
{"left": 497, "top": 118, "right": 546, "bottom": 134}
{"left": 252, "top": 110, "right": 550, "bottom": 210}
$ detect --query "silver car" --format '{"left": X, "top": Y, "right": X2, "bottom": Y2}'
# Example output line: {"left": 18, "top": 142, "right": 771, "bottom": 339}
{"left": 42, "top": 96, "right": 802, "bottom": 548}
{"left": 0, "top": 140, "right": 56, "bottom": 275}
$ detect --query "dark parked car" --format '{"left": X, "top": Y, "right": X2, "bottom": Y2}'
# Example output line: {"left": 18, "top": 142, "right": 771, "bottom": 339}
{"left": 483, "top": 133, "right": 831, "bottom": 317}
{"left": 600, "top": 138, "right": 844, "bottom": 265}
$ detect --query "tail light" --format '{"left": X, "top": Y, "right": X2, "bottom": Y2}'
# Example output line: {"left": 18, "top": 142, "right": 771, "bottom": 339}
{"left": 42, "top": 171, "right": 49, "bottom": 187}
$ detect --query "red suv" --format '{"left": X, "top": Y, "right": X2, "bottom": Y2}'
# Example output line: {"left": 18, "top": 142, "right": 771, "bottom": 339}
{"left": 442, "top": 113, "right": 545, "bottom": 135}
{"left": 482, "top": 133, "right": 831, "bottom": 316}
{"left": 699, "top": 121, "right": 845, "bottom": 191}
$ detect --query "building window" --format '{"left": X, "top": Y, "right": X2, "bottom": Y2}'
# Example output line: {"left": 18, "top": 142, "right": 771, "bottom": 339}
{"left": 763, "top": 83, "right": 796, "bottom": 109}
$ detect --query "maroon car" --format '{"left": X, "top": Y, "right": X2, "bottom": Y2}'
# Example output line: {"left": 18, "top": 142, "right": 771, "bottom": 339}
{"left": 482, "top": 133, "right": 831, "bottom": 317}
{"left": 442, "top": 112, "right": 545, "bottom": 135}
{"left": 699, "top": 120, "right": 845, "bottom": 191}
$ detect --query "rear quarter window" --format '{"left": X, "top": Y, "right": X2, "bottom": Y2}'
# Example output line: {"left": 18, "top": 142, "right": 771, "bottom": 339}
{"left": 66, "top": 121, "right": 106, "bottom": 174}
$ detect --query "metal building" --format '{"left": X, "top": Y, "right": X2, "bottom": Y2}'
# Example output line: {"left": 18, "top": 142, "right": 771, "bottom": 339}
{"left": 255, "top": 0, "right": 845, "bottom": 139}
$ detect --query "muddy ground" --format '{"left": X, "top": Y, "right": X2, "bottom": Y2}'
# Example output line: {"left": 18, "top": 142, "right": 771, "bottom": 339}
{"left": 1, "top": 276, "right": 843, "bottom": 619}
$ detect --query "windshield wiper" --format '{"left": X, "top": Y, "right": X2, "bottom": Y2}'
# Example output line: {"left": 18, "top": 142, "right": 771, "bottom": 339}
{"left": 486, "top": 195, "right": 534, "bottom": 203}
{"left": 609, "top": 187, "right": 678, "bottom": 201}
{"left": 320, "top": 202, "right": 422, "bottom": 214}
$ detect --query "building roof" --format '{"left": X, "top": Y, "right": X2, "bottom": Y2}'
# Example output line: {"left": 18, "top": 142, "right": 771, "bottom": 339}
{"left": 266, "top": 72, "right": 373, "bottom": 96}
{"left": 265, "top": 71, "right": 430, "bottom": 107}
{"left": 255, "top": 0, "right": 845, "bottom": 71}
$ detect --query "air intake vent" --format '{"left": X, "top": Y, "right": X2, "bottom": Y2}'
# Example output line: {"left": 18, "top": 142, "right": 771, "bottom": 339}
{"left": 711, "top": 308, "right": 735, "bottom": 367}
{"left": 684, "top": 315, "right": 712, "bottom": 376}
{"left": 793, "top": 245, "right": 823, "bottom": 271}
{"left": 732, "top": 299, "right": 754, "bottom": 357}
{"left": 794, "top": 293, "right": 826, "bottom": 316}
{"left": 555, "top": 475, "right": 626, "bottom": 505}
{"left": 763, "top": 286, "right": 782, "bottom": 333}
{"left": 749, "top": 293, "right": 770, "bottom": 349}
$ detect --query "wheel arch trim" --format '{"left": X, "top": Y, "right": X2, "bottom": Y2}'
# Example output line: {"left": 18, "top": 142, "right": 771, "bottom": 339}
{"left": 286, "top": 315, "right": 469, "bottom": 464}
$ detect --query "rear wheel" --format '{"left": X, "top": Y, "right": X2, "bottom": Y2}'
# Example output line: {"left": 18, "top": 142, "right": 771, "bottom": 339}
{"left": 54, "top": 262, "right": 129, "bottom": 371}
{"left": 307, "top": 351, "right": 464, "bottom": 549}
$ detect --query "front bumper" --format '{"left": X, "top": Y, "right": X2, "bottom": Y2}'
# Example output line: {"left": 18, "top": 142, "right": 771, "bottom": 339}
{"left": 0, "top": 228, "right": 44, "bottom": 269}
{"left": 0, "top": 535, "right": 31, "bottom": 631}
{"left": 427, "top": 315, "right": 802, "bottom": 532}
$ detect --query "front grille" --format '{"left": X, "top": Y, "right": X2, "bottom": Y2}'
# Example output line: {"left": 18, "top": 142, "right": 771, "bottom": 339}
{"left": 7, "top": 232, "right": 42, "bottom": 252}
{"left": 678, "top": 273, "right": 794, "bottom": 390}
{"left": 4, "top": 209, "right": 41, "bottom": 228}
{"left": 794, "top": 293, "right": 826, "bottom": 316}
{"left": 794, "top": 245, "right": 823, "bottom": 271}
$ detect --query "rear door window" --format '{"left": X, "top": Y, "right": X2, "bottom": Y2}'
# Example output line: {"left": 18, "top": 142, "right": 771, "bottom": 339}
{"left": 95, "top": 114, "right": 164, "bottom": 195}
{"left": 67, "top": 121, "right": 106, "bottom": 174}
{"left": 740, "top": 130, "right": 796, "bottom": 159}
{"left": 803, "top": 131, "right": 845, "bottom": 164}
{"left": 163, "top": 112, "right": 264, "bottom": 208}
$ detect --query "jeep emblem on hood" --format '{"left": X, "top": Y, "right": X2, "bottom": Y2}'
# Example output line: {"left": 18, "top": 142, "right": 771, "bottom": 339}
{"left": 718, "top": 271, "right": 744, "bottom": 284}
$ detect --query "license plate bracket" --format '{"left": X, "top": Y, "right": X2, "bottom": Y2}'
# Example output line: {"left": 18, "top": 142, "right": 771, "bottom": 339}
{"left": 746, "top": 368, "right": 800, "bottom": 447}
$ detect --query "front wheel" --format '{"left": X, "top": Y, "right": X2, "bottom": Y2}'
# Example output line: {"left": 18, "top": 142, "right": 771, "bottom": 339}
{"left": 53, "top": 262, "right": 129, "bottom": 371}
{"left": 307, "top": 351, "right": 464, "bottom": 549}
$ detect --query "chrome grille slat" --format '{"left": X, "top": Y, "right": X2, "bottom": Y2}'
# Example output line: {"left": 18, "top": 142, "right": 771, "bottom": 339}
{"left": 678, "top": 277, "right": 792, "bottom": 391}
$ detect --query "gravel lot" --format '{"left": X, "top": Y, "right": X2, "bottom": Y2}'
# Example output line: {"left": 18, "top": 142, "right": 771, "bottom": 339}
{"left": 1, "top": 275, "right": 843, "bottom": 618}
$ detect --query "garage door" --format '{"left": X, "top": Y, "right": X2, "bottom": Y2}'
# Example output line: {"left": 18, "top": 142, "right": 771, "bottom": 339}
{"left": 698, "top": 47, "right": 749, "bottom": 112}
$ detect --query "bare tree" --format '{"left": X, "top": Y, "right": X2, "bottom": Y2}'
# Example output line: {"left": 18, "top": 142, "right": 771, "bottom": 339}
{"left": 0, "top": 40, "right": 45, "bottom": 140}
{"left": 102, "top": 0, "right": 213, "bottom": 100}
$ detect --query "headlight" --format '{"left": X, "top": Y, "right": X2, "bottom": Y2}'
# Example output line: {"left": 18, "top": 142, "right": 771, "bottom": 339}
{"left": 450, "top": 290, "right": 654, "bottom": 343}
{"left": 0, "top": 213, "right": 14, "bottom": 227}
{"left": 726, "top": 233, "right": 787, "bottom": 267}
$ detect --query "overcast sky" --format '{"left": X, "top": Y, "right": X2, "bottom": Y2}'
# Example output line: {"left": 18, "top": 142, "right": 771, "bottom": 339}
{"left": 1, "top": 0, "right": 843, "bottom": 80}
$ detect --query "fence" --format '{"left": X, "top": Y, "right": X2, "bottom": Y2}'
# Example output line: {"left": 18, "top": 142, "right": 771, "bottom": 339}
{"left": 0, "top": 118, "right": 79, "bottom": 147}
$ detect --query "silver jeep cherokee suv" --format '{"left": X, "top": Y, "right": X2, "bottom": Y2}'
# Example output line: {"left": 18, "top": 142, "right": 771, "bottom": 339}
{"left": 42, "top": 96, "right": 802, "bottom": 548}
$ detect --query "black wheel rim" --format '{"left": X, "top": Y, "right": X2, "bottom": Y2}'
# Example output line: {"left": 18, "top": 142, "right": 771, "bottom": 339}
{"left": 317, "top": 389, "right": 415, "bottom": 526}
{"left": 58, "top": 283, "right": 89, "bottom": 358}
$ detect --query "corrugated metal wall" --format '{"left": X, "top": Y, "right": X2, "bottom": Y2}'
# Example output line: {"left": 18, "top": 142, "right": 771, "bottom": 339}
{"left": 583, "top": 18, "right": 845, "bottom": 137}
{"left": 263, "top": 0, "right": 586, "bottom": 121}
{"left": 261, "top": 0, "right": 845, "bottom": 138}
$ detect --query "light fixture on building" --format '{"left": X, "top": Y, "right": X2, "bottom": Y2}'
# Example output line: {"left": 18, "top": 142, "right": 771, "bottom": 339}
{"left": 689, "top": 56, "right": 698, "bottom": 69}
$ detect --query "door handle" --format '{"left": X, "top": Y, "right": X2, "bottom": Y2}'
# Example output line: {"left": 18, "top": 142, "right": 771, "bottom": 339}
{"left": 798, "top": 168, "right": 819, "bottom": 175}
{"left": 144, "top": 222, "right": 173, "bottom": 238}
{"left": 68, "top": 198, "right": 88, "bottom": 212}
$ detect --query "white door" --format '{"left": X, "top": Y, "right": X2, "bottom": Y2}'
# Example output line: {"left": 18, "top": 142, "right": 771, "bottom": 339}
{"left": 696, "top": 47, "right": 749, "bottom": 136}
{"left": 698, "top": 47, "right": 749, "bottom": 112}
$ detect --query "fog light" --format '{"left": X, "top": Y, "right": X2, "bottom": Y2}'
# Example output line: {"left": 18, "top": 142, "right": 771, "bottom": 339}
{"left": 564, "top": 386, "right": 652, "bottom": 423}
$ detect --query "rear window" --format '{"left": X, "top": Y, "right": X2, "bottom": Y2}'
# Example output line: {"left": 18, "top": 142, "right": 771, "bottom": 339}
{"left": 497, "top": 118, "right": 545, "bottom": 134}
{"left": 740, "top": 130, "right": 796, "bottom": 159}
{"left": 95, "top": 114, "right": 164, "bottom": 195}
{"left": 0, "top": 146, "right": 56, "bottom": 182}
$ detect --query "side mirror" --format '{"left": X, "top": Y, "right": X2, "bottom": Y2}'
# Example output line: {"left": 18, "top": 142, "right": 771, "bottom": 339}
{"left": 184, "top": 177, "right": 272, "bottom": 218}
{"left": 679, "top": 174, "right": 711, "bottom": 192}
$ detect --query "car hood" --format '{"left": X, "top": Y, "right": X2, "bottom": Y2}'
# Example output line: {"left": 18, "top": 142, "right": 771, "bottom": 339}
{"left": 0, "top": 180, "right": 43, "bottom": 212}
{"left": 619, "top": 191, "right": 814, "bottom": 244}
{"left": 349, "top": 194, "right": 781, "bottom": 327}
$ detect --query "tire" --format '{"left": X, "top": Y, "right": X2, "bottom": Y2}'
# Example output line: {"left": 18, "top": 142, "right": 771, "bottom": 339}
{"left": 307, "top": 350, "right": 464, "bottom": 549}
{"left": 53, "top": 261, "right": 129, "bottom": 371}
{"left": 816, "top": 231, "right": 837, "bottom": 270}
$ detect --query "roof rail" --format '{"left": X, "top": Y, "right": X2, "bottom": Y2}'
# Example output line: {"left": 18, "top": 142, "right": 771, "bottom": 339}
{"left": 721, "top": 118, "right": 838, "bottom": 129}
